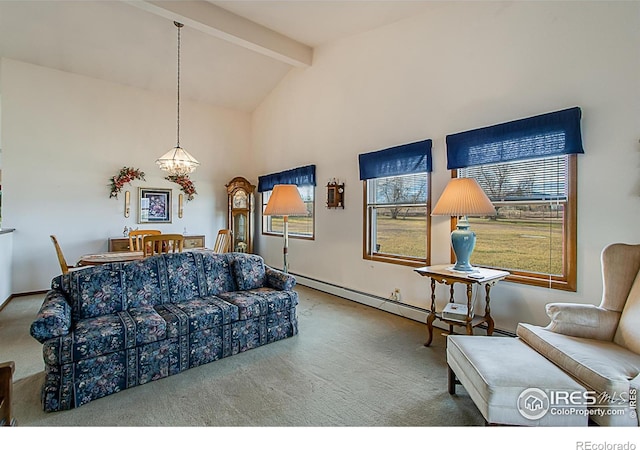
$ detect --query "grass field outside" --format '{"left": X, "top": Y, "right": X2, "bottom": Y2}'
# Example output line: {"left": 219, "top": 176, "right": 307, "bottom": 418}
{"left": 375, "top": 215, "right": 563, "bottom": 274}
{"left": 270, "top": 209, "right": 564, "bottom": 275}
{"left": 267, "top": 216, "right": 313, "bottom": 236}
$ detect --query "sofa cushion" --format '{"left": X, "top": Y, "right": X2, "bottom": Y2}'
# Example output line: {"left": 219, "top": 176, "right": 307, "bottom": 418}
{"left": 198, "top": 252, "right": 237, "bottom": 295}
{"left": 232, "top": 254, "right": 267, "bottom": 290}
{"left": 164, "top": 296, "right": 239, "bottom": 332}
{"left": 248, "top": 288, "right": 299, "bottom": 314}
{"left": 517, "top": 323, "right": 640, "bottom": 398}
{"left": 217, "top": 291, "right": 266, "bottom": 320}
{"left": 613, "top": 269, "right": 640, "bottom": 353}
{"left": 44, "top": 307, "right": 167, "bottom": 364}
{"left": 218, "top": 288, "right": 298, "bottom": 320}
{"left": 164, "top": 252, "right": 204, "bottom": 303}
{"left": 68, "top": 264, "right": 126, "bottom": 320}
{"left": 124, "top": 256, "right": 169, "bottom": 309}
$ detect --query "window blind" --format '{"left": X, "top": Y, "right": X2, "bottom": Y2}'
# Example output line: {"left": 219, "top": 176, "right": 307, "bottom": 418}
{"left": 358, "top": 139, "right": 432, "bottom": 180}
{"left": 258, "top": 164, "right": 316, "bottom": 192}
{"left": 459, "top": 156, "right": 568, "bottom": 202}
{"left": 446, "top": 107, "right": 583, "bottom": 170}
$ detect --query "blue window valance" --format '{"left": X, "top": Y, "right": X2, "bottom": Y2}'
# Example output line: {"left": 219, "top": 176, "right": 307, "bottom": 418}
{"left": 258, "top": 164, "right": 316, "bottom": 192}
{"left": 446, "top": 107, "right": 584, "bottom": 170}
{"left": 358, "top": 139, "right": 433, "bottom": 180}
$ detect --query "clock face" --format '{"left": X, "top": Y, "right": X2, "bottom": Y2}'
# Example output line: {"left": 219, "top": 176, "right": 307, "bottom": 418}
{"left": 233, "top": 191, "right": 247, "bottom": 209}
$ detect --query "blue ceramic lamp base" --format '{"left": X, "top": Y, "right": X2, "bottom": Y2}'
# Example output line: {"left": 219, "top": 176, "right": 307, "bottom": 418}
{"left": 450, "top": 216, "right": 477, "bottom": 272}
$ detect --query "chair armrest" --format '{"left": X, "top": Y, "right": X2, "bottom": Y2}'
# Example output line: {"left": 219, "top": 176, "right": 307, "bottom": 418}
{"left": 545, "top": 302, "right": 620, "bottom": 341}
{"left": 630, "top": 374, "right": 640, "bottom": 425}
{"left": 29, "top": 290, "right": 72, "bottom": 344}
{"left": 265, "top": 266, "right": 296, "bottom": 291}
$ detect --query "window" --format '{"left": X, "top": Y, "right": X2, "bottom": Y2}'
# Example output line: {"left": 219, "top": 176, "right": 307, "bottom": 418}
{"left": 258, "top": 165, "right": 316, "bottom": 239}
{"left": 445, "top": 107, "right": 583, "bottom": 291}
{"left": 359, "top": 139, "right": 432, "bottom": 266}
{"left": 262, "top": 185, "right": 314, "bottom": 238}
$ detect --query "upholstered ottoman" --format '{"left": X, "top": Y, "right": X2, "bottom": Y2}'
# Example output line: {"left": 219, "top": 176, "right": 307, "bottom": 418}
{"left": 446, "top": 335, "right": 588, "bottom": 426}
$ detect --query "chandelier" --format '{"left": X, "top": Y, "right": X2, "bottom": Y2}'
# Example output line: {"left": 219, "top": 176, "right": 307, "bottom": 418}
{"left": 156, "top": 21, "right": 200, "bottom": 176}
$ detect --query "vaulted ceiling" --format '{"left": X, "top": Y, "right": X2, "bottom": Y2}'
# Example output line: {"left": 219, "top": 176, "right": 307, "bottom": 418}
{"left": 0, "top": 0, "right": 433, "bottom": 112}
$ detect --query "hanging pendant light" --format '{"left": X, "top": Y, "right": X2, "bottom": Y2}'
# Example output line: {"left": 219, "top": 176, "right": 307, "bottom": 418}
{"left": 156, "top": 21, "right": 200, "bottom": 176}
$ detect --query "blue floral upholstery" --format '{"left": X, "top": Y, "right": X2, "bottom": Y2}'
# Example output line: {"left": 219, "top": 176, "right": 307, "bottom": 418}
{"left": 31, "top": 250, "right": 298, "bottom": 411}
{"left": 232, "top": 254, "right": 267, "bottom": 290}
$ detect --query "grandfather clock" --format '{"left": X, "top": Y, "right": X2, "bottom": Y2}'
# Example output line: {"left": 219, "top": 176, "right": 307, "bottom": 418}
{"left": 226, "top": 176, "right": 256, "bottom": 253}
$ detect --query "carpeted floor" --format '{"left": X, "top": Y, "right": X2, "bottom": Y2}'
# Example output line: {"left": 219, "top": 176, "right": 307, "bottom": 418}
{"left": 0, "top": 285, "right": 485, "bottom": 427}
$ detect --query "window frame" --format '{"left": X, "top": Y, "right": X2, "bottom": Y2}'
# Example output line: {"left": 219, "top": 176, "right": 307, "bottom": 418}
{"left": 362, "top": 173, "right": 432, "bottom": 267}
{"left": 261, "top": 185, "right": 316, "bottom": 241}
{"left": 449, "top": 154, "right": 577, "bottom": 291}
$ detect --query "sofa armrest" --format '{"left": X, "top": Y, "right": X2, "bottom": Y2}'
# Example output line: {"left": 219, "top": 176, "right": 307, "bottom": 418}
{"left": 545, "top": 302, "right": 620, "bottom": 341}
{"left": 29, "top": 290, "right": 72, "bottom": 344}
{"left": 265, "top": 266, "right": 296, "bottom": 291}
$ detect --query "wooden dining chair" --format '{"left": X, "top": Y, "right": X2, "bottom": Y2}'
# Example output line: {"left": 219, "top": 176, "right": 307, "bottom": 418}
{"left": 213, "top": 229, "right": 232, "bottom": 253}
{"left": 128, "top": 229, "right": 162, "bottom": 251}
{"left": 142, "top": 234, "right": 185, "bottom": 256}
{"left": 50, "top": 235, "right": 82, "bottom": 274}
{"left": 0, "top": 361, "right": 15, "bottom": 426}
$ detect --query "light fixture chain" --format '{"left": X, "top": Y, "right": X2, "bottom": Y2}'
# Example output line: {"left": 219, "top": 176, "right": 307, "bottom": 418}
{"left": 176, "top": 21, "right": 182, "bottom": 148}
{"left": 156, "top": 21, "right": 199, "bottom": 177}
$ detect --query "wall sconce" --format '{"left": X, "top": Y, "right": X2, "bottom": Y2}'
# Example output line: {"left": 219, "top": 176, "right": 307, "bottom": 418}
{"left": 124, "top": 191, "right": 131, "bottom": 218}
{"left": 326, "top": 179, "right": 344, "bottom": 209}
{"left": 178, "top": 193, "right": 184, "bottom": 218}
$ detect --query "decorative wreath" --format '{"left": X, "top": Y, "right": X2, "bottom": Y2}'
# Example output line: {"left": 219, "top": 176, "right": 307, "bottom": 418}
{"left": 109, "top": 167, "right": 145, "bottom": 199}
{"left": 166, "top": 175, "right": 197, "bottom": 201}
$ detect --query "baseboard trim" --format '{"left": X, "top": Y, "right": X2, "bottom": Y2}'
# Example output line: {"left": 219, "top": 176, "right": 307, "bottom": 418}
{"left": 292, "top": 272, "right": 515, "bottom": 338}
{"left": 12, "top": 289, "right": 48, "bottom": 298}
{"left": 0, "top": 290, "right": 48, "bottom": 313}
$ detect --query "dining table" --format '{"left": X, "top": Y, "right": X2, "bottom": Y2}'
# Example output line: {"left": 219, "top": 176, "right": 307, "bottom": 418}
{"left": 77, "top": 251, "right": 145, "bottom": 266}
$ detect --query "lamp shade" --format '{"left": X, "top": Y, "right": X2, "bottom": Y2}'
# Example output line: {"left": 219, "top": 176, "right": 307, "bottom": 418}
{"left": 156, "top": 146, "right": 200, "bottom": 176}
{"left": 263, "top": 184, "right": 308, "bottom": 216}
{"left": 431, "top": 178, "right": 495, "bottom": 217}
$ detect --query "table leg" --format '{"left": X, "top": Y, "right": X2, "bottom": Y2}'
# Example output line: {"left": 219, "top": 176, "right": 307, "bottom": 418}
{"left": 485, "top": 283, "right": 495, "bottom": 335}
{"left": 425, "top": 278, "right": 437, "bottom": 346}
{"left": 464, "top": 284, "right": 474, "bottom": 335}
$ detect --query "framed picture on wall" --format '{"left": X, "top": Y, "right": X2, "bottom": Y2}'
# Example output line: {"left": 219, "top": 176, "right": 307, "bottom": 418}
{"left": 139, "top": 188, "right": 172, "bottom": 223}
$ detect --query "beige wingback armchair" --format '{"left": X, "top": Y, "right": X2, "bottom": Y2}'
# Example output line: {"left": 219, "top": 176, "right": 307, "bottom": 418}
{"left": 517, "top": 243, "right": 640, "bottom": 426}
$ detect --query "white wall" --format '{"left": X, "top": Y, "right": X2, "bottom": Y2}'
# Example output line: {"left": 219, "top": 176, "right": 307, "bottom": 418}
{"left": 1, "top": 58, "right": 252, "bottom": 293}
{"left": 251, "top": 2, "right": 640, "bottom": 332}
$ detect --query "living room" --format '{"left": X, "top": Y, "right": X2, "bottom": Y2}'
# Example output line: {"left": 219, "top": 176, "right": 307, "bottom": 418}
{"left": 0, "top": 0, "right": 638, "bottom": 443}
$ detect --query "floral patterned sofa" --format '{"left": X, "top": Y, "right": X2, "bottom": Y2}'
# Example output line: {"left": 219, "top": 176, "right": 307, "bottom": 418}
{"left": 30, "top": 250, "right": 298, "bottom": 412}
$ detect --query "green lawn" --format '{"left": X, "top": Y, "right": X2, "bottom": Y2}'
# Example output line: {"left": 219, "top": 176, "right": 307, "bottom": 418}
{"left": 375, "top": 216, "right": 563, "bottom": 274}
{"left": 270, "top": 212, "right": 564, "bottom": 275}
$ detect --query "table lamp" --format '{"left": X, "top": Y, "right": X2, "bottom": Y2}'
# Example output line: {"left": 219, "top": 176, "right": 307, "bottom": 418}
{"left": 263, "top": 184, "right": 308, "bottom": 273}
{"left": 431, "top": 178, "right": 496, "bottom": 272}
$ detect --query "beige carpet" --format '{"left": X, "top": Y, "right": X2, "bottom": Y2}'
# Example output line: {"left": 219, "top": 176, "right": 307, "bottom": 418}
{"left": 0, "top": 285, "right": 485, "bottom": 427}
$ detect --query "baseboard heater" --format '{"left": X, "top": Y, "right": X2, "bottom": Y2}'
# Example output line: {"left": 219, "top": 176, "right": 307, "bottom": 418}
{"left": 291, "top": 272, "right": 515, "bottom": 338}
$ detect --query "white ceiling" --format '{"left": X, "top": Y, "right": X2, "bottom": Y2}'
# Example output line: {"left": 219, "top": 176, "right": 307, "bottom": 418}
{"left": 0, "top": 1, "right": 433, "bottom": 112}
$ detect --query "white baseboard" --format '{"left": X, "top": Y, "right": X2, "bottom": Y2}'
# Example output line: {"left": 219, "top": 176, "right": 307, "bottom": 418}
{"left": 293, "top": 273, "right": 429, "bottom": 324}
{"left": 293, "top": 272, "right": 515, "bottom": 337}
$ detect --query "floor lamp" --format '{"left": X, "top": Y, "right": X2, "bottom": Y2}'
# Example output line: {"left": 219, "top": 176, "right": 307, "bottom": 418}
{"left": 263, "top": 184, "right": 308, "bottom": 273}
{"left": 431, "top": 178, "right": 496, "bottom": 272}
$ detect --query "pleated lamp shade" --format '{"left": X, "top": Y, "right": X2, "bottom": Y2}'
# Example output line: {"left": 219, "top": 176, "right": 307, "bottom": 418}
{"left": 432, "top": 178, "right": 496, "bottom": 217}
{"left": 263, "top": 185, "right": 308, "bottom": 216}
